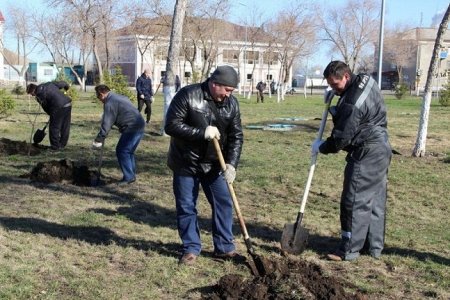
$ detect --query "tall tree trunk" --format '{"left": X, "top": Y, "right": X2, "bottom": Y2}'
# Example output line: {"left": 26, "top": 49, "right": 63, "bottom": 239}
{"left": 161, "top": 0, "right": 187, "bottom": 136}
{"left": 92, "top": 29, "right": 104, "bottom": 83}
{"left": 412, "top": 4, "right": 450, "bottom": 157}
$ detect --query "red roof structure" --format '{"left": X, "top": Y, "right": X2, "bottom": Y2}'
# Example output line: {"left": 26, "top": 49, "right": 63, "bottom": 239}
{"left": 0, "top": 10, "right": 5, "bottom": 22}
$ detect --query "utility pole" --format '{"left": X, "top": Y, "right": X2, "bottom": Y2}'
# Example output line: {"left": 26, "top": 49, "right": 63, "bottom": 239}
{"left": 377, "top": 0, "right": 386, "bottom": 89}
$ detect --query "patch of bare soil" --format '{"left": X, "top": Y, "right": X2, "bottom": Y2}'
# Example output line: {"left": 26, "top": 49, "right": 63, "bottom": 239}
{"left": 204, "top": 257, "right": 365, "bottom": 300}
{"left": 0, "top": 138, "right": 42, "bottom": 156}
{"left": 21, "top": 159, "right": 108, "bottom": 186}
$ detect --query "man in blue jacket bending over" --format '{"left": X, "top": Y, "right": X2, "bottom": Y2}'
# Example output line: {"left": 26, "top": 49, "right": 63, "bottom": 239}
{"left": 92, "top": 85, "right": 145, "bottom": 185}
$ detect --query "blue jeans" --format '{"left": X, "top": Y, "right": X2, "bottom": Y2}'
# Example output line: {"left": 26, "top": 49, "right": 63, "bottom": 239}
{"left": 116, "top": 131, "right": 144, "bottom": 181}
{"left": 173, "top": 172, "right": 235, "bottom": 255}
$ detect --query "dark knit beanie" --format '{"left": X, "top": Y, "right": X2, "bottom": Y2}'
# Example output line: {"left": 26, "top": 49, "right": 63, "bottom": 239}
{"left": 210, "top": 65, "right": 239, "bottom": 88}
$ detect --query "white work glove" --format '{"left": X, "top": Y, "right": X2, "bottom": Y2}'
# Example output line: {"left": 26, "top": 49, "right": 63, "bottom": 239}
{"left": 311, "top": 139, "right": 324, "bottom": 155}
{"left": 204, "top": 126, "right": 221, "bottom": 141}
{"left": 223, "top": 164, "right": 236, "bottom": 184}
{"left": 140, "top": 94, "right": 144, "bottom": 99}
{"left": 92, "top": 141, "right": 103, "bottom": 149}
{"left": 324, "top": 87, "right": 334, "bottom": 104}
{"left": 150, "top": 96, "right": 154, "bottom": 103}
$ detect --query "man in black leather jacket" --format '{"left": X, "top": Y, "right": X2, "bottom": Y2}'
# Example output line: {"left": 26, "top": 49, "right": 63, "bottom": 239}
{"left": 165, "top": 65, "right": 243, "bottom": 266}
{"left": 312, "top": 61, "right": 392, "bottom": 261}
{"left": 27, "top": 81, "right": 72, "bottom": 150}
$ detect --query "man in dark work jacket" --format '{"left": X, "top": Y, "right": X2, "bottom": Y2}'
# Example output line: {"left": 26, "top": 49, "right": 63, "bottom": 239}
{"left": 312, "top": 61, "right": 392, "bottom": 262}
{"left": 27, "top": 81, "right": 72, "bottom": 150}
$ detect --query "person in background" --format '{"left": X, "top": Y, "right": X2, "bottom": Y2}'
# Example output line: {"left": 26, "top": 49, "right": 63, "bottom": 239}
{"left": 270, "top": 80, "right": 276, "bottom": 94}
{"left": 136, "top": 69, "right": 153, "bottom": 124}
{"left": 256, "top": 80, "right": 267, "bottom": 103}
{"left": 92, "top": 85, "right": 145, "bottom": 185}
{"left": 312, "top": 60, "right": 392, "bottom": 261}
{"left": 165, "top": 65, "right": 244, "bottom": 266}
{"left": 26, "top": 81, "right": 72, "bottom": 151}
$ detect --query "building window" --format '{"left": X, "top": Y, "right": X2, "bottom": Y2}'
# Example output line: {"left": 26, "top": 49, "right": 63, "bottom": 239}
{"left": 156, "top": 46, "right": 168, "bottom": 61}
{"left": 223, "top": 49, "right": 239, "bottom": 63}
{"left": 44, "top": 69, "right": 53, "bottom": 76}
{"left": 246, "top": 51, "right": 259, "bottom": 65}
{"left": 263, "top": 52, "right": 278, "bottom": 65}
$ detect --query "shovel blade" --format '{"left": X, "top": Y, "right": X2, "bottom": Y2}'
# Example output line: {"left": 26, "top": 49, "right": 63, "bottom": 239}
{"left": 280, "top": 223, "right": 309, "bottom": 254}
{"left": 33, "top": 129, "right": 46, "bottom": 144}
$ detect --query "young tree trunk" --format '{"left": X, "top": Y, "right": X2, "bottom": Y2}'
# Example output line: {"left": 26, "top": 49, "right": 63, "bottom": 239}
{"left": 161, "top": 0, "right": 187, "bottom": 136}
{"left": 412, "top": 4, "right": 450, "bottom": 157}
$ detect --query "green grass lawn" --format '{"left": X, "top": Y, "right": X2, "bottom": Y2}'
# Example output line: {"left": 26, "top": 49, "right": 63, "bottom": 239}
{"left": 0, "top": 89, "right": 449, "bottom": 299}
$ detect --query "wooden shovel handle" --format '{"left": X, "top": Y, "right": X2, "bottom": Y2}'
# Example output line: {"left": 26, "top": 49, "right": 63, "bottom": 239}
{"left": 213, "top": 138, "right": 251, "bottom": 240}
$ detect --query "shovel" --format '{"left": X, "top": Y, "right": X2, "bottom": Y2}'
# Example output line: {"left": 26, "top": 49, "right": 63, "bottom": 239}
{"left": 33, "top": 120, "right": 50, "bottom": 145}
{"left": 92, "top": 142, "right": 105, "bottom": 186}
{"left": 213, "top": 138, "right": 270, "bottom": 276}
{"left": 281, "top": 89, "right": 335, "bottom": 255}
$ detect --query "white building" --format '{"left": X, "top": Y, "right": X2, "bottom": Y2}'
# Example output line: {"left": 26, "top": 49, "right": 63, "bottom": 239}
{"left": 405, "top": 28, "right": 450, "bottom": 90}
{"left": 0, "top": 10, "right": 5, "bottom": 82}
{"left": 395, "top": 27, "right": 450, "bottom": 92}
{"left": 110, "top": 16, "right": 291, "bottom": 91}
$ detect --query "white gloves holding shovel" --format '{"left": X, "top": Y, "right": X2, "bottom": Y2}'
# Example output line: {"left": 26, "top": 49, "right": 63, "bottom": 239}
{"left": 205, "top": 126, "right": 236, "bottom": 184}
{"left": 92, "top": 141, "right": 103, "bottom": 149}
{"left": 204, "top": 126, "right": 221, "bottom": 141}
{"left": 223, "top": 164, "right": 236, "bottom": 184}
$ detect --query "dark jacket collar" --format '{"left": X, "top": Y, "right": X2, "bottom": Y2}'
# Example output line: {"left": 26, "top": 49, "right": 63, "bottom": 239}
{"left": 341, "top": 74, "right": 357, "bottom": 96}
{"left": 201, "top": 79, "right": 213, "bottom": 101}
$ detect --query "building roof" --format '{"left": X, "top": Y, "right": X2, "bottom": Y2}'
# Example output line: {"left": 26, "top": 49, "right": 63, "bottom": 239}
{"left": 1, "top": 48, "right": 28, "bottom": 65}
{"left": 403, "top": 27, "right": 450, "bottom": 42}
{"left": 0, "top": 10, "right": 4, "bottom": 22}
{"left": 115, "top": 15, "right": 269, "bottom": 44}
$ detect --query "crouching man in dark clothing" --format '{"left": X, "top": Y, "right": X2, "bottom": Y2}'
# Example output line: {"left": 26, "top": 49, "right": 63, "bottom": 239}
{"left": 27, "top": 81, "right": 72, "bottom": 150}
{"left": 312, "top": 61, "right": 392, "bottom": 261}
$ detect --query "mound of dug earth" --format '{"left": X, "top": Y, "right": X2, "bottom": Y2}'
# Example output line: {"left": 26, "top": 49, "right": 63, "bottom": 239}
{"left": 204, "top": 257, "right": 364, "bottom": 300}
{"left": 0, "top": 138, "right": 42, "bottom": 156}
{"left": 23, "top": 159, "right": 100, "bottom": 186}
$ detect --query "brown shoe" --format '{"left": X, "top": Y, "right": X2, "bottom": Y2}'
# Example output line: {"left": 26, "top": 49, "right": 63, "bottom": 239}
{"left": 214, "top": 251, "right": 238, "bottom": 258}
{"left": 327, "top": 253, "right": 343, "bottom": 261}
{"left": 179, "top": 253, "right": 197, "bottom": 266}
{"left": 214, "top": 251, "right": 246, "bottom": 263}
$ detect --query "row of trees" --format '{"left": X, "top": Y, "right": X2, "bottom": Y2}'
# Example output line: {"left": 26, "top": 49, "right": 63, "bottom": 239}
{"left": 1, "top": 0, "right": 413, "bottom": 90}
{"left": 1, "top": 0, "right": 449, "bottom": 156}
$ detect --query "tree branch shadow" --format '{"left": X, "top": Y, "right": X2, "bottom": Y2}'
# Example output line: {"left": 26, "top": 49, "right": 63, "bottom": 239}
{"left": 0, "top": 216, "right": 180, "bottom": 259}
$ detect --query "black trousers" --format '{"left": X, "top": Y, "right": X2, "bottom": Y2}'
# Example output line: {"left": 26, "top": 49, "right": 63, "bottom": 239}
{"left": 340, "top": 133, "right": 391, "bottom": 259}
{"left": 138, "top": 99, "right": 152, "bottom": 123}
{"left": 49, "top": 106, "right": 71, "bottom": 150}
{"left": 257, "top": 91, "right": 264, "bottom": 103}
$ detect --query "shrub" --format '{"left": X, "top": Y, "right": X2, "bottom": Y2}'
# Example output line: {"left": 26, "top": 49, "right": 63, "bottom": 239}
{"left": 11, "top": 85, "right": 26, "bottom": 98}
{"left": 55, "top": 72, "right": 79, "bottom": 102}
{"left": 192, "top": 71, "right": 201, "bottom": 83}
{"left": 0, "top": 89, "right": 16, "bottom": 118}
{"left": 394, "top": 82, "right": 409, "bottom": 99}
{"left": 103, "top": 66, "right": 135, "bottom": 102}
{"left": 438, "top": 77, "right": 450, "bottom": 107}
{"left": 444, "top": 152, "right": 450, "bottom": 163}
